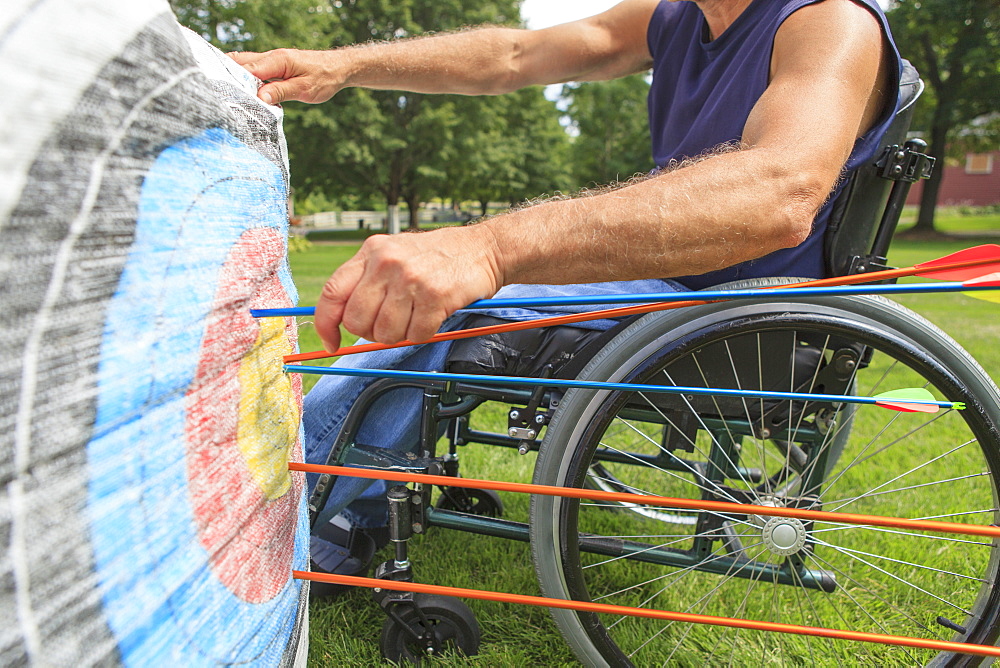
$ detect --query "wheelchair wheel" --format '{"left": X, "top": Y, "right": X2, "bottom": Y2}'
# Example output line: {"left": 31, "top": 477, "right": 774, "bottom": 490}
{"left": 379, "top": 594, "right": 481, "bottom": 663}
{"left": 435, "top": 486, "right": 505, "bottom": 517}
{"left": 530, "top": 293, "right": 1000, "bottom": 667}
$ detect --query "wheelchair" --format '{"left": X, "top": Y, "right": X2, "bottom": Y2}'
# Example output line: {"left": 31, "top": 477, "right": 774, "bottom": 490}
{"left": 308, "top": 62, "right": 1000, "bottom": 665}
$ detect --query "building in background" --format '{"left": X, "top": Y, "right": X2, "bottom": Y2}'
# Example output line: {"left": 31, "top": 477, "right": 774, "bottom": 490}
{"left": 906, "top": 150, "right": 1000, "bottom": 207}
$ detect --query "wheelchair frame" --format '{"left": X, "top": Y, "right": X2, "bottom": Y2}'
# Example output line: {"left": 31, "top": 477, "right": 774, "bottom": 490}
{"left": 301, "top": 63, "right": 1000, "bottom": 664}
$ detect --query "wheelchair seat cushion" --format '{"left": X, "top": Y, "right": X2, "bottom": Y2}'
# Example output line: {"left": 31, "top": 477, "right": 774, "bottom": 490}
{"left": 445, "top": 315, "right": 617, "bottom": 379}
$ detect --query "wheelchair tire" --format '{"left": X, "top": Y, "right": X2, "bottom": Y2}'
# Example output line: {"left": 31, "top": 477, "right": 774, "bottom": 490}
{"left": 530, "top": 292, "right": 1000, "bottom": 667}
{"left": 379, "top": 594, "right": 481, "bottom": 663}
{"left": 435, "top": 486, "right": 505, "bottom": 517}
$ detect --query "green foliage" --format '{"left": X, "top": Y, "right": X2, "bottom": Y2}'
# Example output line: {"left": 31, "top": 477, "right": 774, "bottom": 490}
{"left": 503, "top": 88, "right": 575, "bottom": 203}
{"left": 272, "top": 0, "right": 528, "bottom": 220}
{"left": 169, "top": 0, "right": 580, "bottom": 223}
{"left": 887, "top": 0, "right": 1000, "bottom": 231}
{"left": 170, "top": 0, "right": 343, "bottom": 50}
{"left": 946, "top": 113, "right": 1000, "bottom": 158}
{"left": 294, "top": 191, "right": 344, "bottom": 216}
{"left": 444, "top": 90, "right": 573, "bottom": 214}
{"left": 562, "top": 74, "right": 652, "bottom": 187}
{"left": 287, "top": 233, "right": 314, "bottom": 253}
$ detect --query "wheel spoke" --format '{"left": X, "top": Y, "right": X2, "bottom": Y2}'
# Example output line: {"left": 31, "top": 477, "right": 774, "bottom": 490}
{"left": 531, "top": 299, "right": 1000, "bottom": 665}
{"left": 810, "top": 523, "right": 993, "bottom": 546}
{"left": 805, "top": 550, "right": 929, "bottom": 662}
{"left": 595, "top": 537, "right": 767, "bottom": 605}
{"left": 809, "top": 539, "right": 986, "bottom": 583}
{"left": 806, "top": 549, "right": 944, "bottom": 641}
{"left": 688, "top": 351, "right": 762, "bottom": 496}
{"left": 595, "top": 441, "right": 744, "bottom": 507}
{"left": 653, "top": 372, "right": 761, "bottom": 502}
{"left": 826, "top": 470, "right": 991, "bottom": 509}
{"left": 810, "top": 537, "right": 974, "bottom": 616}
{"left": 822, "top": 410, "right": 949, "bottom": 499}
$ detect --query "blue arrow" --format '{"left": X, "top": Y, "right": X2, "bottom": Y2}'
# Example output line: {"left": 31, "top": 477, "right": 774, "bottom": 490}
{"left": 252, "top": 280, "right": 998, "bottom": 319}
{"left": 283, "top": 366, "right": 963, "bottom": 412}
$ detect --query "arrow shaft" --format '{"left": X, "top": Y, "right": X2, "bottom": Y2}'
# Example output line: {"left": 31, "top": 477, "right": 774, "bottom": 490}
{"left": 283, "top": 365, "right": 957, "bottom": 409}
{"left": 290, "top": 570, "right": 1000, "bottom": 658}
{"left": 276, "top": 247, "right": 1000, "bottom": 362}
{"left": 465, "top": 282, "right": 975, "bottom": 308}
{"left": 258, "top": 282, "right": 980, "bottom": 316}
{"left": 290, "top": 463, "right": 1000, "bottom": 539}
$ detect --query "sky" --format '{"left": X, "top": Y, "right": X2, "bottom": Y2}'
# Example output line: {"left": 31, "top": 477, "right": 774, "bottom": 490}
{"left": 520, "top": 0, "right": 892, "bottom": 30}
{"left": 520, "top": 0, "right": 621, "bottom": 29}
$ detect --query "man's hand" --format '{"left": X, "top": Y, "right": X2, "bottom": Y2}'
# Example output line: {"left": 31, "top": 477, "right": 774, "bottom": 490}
{"left": 228, "top": 1, "right": 659, "bottom": 106}
{"left": 228, "top": 49, "right": 345, "bottom": 105}
{"left": 315, "top": 226, "right": 505, "bottom": 351}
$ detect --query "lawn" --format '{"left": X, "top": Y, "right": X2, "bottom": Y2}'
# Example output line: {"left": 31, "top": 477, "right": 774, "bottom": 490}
{"left": 290, "top": 220, "right": 1000, "bottom": 666}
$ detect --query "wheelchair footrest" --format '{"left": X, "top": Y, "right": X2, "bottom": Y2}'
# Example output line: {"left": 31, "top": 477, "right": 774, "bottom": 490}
{"left": 342, "top": 443, "right": 441, "bottom": 474}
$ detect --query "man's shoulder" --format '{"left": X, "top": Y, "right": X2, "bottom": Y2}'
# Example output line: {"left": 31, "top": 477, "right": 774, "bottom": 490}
{"left": 780, "top": 0, "right": 887, "bottom": 33}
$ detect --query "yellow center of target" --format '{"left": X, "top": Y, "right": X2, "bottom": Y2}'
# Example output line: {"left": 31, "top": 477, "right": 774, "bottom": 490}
{"left": 237, "top": 317, "right": 299, "bottom": 500}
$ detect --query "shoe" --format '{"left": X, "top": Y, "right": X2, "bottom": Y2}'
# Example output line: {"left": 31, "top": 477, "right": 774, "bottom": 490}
{"left": 308, "top": 515, "right": 386, "bottom": 599}
{"left": 355, "top": 524, "right": 391, "bottom": 551}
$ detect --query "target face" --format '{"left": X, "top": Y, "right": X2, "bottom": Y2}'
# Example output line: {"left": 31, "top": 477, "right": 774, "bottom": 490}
{"left": 1, "top": 2, "right": 308, "bottom": 665}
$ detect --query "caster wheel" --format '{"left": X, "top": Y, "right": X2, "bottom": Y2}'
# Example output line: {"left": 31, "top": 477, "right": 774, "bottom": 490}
{"left": 379, "top": 594, "right": 481, "bottom": 664}
{"left": 435, "top": 486, "right": 504, "bottom": 517}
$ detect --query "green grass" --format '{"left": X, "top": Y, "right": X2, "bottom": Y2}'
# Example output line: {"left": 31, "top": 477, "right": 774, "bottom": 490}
{"left": 303, "top": 222, "right": 467, "bottom": 243}
{"left": 289, "top": 226, "right": 1000, "bottom": 666}
{"left": 896, "top": 206, "right": 1000, "bottom": 235}
{"left": 304, "top": 229, "right": 382, "bottom": 242}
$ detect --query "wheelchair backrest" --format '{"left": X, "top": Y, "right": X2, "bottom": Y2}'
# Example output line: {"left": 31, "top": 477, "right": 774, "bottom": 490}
{"left": 823, "top": 60, "right": 923, "bottom": 277}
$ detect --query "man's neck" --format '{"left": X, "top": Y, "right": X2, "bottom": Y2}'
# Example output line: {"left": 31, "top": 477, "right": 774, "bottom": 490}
{"left": 694, "top": 0, "right": 756, "bottom": 40}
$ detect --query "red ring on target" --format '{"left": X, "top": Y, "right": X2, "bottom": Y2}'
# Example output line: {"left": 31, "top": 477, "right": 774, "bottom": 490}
{"left": 185, "top": 227, "right": 303, "bottom": 603}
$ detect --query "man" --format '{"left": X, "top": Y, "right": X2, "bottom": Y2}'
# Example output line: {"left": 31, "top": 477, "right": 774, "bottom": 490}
{"left": 232, "top": 0, "right": 901, "bottom": 583}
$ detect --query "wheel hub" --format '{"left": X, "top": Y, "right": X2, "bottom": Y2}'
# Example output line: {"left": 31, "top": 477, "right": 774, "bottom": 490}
{"left": 761, "top": 516, "right": 808, "bottom": 556}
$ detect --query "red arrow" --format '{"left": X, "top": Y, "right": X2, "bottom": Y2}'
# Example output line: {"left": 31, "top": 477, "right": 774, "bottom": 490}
{"left": 285, "top": 245, "right": 1000, "bottom": 364}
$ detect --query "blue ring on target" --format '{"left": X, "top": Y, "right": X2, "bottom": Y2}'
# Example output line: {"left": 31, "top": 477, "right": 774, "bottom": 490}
{"left": 86, "top": 127, "right": 307, "bottom": 666}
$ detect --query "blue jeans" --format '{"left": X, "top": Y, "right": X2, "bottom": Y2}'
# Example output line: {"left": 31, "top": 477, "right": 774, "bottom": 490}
{"left": 302, "top": 279, "right": 682, "bottom": 529}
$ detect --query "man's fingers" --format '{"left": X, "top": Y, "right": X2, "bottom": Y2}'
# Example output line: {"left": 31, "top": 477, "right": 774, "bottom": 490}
{"left": 226, "top": 51, "right": 259, "bottom": 65}
{"left": 371, "top": 296, "right": 415, "bottom": 345}
{"left": 225, "top": 49, "right": 299, "bottom": 103}
{"left": 315, "top": 260, "right": 365, "bottom": 352}
{"left": 340, "top": 281, "right": 386, "bottom": 343}
{"left": 257, "top": 81, "right": 292, "bottom": 105}
{"left": 406, "top": 292, "right": 451, "bottom": 343}
{"left": 405, "top": 309, "right": 448, "bottom": 345}
{"left": 314, "top": 301, "right": 344, "bottom": 353}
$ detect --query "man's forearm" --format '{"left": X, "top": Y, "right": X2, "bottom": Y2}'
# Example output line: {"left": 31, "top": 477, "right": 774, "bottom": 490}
{"left": 480, "top": 146, "right": 826, "bottom": 287}
{"left": 232, "top": 1, "right": 657, "bottom": 106}
{"left": 336, "top": 27, "right": 530, "bottom": 96}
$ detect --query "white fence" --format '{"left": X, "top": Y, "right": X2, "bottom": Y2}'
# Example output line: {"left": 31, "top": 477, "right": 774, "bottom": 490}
{"left": 298, "top": 210, "right": 386, "bottom": 229}
{"left": 297, "top": 208, "right": 472, "bottom": 230}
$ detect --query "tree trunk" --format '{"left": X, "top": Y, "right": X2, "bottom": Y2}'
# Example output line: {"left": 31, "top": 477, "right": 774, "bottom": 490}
{"left": 480, "top": 199, "right": 489, "bottom": 217}
{"left": 913, "top": 115, "right": 951, "bottom": 234}
{"left": 386, "top": 165, "right": 403, "bottom": 234}
{"left": 405, "top": 193, "right": 421, "bottom": 230}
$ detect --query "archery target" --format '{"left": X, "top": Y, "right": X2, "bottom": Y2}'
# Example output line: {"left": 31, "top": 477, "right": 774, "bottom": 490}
{"left": 1, "top": 2, "right": 308, "bottom": 665}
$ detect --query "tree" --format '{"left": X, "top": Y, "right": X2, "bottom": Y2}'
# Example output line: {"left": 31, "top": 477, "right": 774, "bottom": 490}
{"left": 170, "top": 0, "right": 343, "bottom": 51}
{"left": 501, "top": 88, "right": 575, "bottom": 205}
{"left": 170, "top": 0, "right": 573, "bottom": 230}
{"left": 277, "top": 0, "right": 522, "bottom": 232}
{"left": 444, "top": 90, "right": 573, "bottom": 216}
{"left": 562, "top": 74, "right": 653, "bottom": 187}
{"left": 887, "top": 0, "right": 1000, "bottom": 232}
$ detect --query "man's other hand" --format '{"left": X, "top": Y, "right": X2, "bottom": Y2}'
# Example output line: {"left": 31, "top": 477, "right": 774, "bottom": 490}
{"left": 228, "top": 49, "right": 343, "bottom": 105}
{"left": 314, "top": 227, "right": 505, "bottom": 352}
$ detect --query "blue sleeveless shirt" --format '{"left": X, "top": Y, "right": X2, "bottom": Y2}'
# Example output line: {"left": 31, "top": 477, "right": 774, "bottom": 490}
{"left": 646, "top": 0, "right": 902, "bottom": 289}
